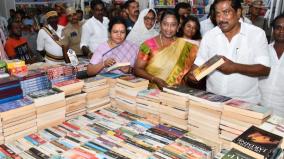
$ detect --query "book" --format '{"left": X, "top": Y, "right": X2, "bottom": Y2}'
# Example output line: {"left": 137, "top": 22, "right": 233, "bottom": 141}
{"left": 231, "top": 126, "right": 282, "bottom": 159}
{"left": 116, "top": 75, "right": 149, "bottom": 88}
{"left": 222, "top": 148, "right": 256, "bottom": 159}
{"left": 105, "top": 62, "right": 130, "bottom": 72}
{"left": 27, "top": 88, "right": 65, "bottom": 106}
{"left": 193, "top": 55, "right": 224, "bottom": 81}
{"left": 224, "top": 99, "right": 272, "bottom": 120}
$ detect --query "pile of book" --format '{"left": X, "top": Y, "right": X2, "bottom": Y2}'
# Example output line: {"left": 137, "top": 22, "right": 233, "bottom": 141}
{"left": 65, "top": 93, "right": 87, "bottom": 120}
{"left": 159, "top": 88, "right": 189, "bottom": 130}
{"left": 0, "top": 76, "right": 23, "bottom": 104}
{"left": 19, "top": 70, "right": 50, "bottom": 96}
{"left": 83, "top": 76, "right": 111, "bottom": 113}
{"left": 136, "top": 89, "right": 161, "bottom": 125}
{"left": 27, "top": 88, "right": 66, "bottom": 130}
{"left": 5, "top": 59, "right": 28, "bottom": 77}
{"left": 231, "top": 125, "right": 283, "bottom": 159}
{"left": 114, "top": 75, "right": 149, "bottom": 114}
{"left": 220, "top": 99, "right": 272, "bottom": 144}
{"left": 45, "top": 64, "right": 76, "bottom": 85}
{"left": 0, "top": 98, "right": 37, "bottom": 144}
{"left": 187, "top": 89, "right": 231, "bottom": 143}
{"left": 53, "top": 79, "right": 84, "bottom": 96}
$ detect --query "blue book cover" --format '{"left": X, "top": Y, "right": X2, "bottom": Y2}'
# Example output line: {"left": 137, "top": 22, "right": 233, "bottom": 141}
{"left": 0, "top": 94, "right": 23, "bottom": 104}
{"left": 0, "top": 97, "right": 33, "bottom": 112}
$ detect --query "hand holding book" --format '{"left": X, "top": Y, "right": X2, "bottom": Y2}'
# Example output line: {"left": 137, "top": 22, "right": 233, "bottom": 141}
{"left": 217, "top": 56, "right": 236, "bottom": 75}
{"left": 103, "top": 58, "right": 116, "bottom": 67}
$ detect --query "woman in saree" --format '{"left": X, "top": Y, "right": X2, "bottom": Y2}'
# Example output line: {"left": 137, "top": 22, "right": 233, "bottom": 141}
{"left": 134, "top": 10, "right": 198, "bottom": 89}
{"left": 87, "top": 17, "right": 138, "bottom": 76}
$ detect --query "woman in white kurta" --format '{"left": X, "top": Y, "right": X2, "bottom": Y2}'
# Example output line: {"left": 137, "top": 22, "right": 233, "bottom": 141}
{"left": 259, "top": 14, "right": 284, "bottom": 116}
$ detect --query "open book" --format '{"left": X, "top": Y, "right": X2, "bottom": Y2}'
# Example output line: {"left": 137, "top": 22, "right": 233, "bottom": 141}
{"left": 105, "top": 62, "right": 130, "bottom": 72}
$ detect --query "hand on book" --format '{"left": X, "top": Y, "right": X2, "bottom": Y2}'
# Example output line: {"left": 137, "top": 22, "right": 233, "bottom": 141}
{"left": 103, "top": 58, "right": 116, "bottom": 67}
{"left": 217, "top": 56, "right": 236, "bottom": 75}
{"left": 119, "top": 66, "right": 131, "bottom": 74}
{"left": 153, "top": 77, "right": 168, "bottom": 90}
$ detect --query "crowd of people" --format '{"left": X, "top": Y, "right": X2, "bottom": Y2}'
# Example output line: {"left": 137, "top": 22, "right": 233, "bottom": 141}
{"left": 0, "top": 0, "right": 283, "bottom": 116}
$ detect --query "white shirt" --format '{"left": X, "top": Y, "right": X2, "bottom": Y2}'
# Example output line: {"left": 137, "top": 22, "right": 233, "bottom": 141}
{"left": 80, "top": 16, "right": 109, "bottom": 53}
{"left": 259, "top": 43, "right": 284, "bottom": 116}
{"left": 195, "top": 22, "right": 270, "bottom": 104}
{"left": 37, "top": 25, "right": 65, "bottom": 64}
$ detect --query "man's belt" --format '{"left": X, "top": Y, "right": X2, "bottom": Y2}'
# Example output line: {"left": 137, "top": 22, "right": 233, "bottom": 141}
{"left": 45, "top": 52, "right": 64, "bottom": 62}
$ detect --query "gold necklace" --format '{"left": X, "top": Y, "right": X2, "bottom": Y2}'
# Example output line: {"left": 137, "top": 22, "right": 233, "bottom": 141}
{"left": 159, "top": 34, "right": 176, "bottom": 47}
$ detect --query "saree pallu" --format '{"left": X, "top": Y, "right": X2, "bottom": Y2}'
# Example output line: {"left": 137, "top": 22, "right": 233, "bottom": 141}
{"left": 142, "top": 38, "right": 198, "bottom": 87}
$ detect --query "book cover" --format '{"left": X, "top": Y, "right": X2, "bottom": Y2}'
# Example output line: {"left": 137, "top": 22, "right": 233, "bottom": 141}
{"left": 193, "top": 55, "right": 225, "bottom": 81}
{"left": 0, "top": 98, "right": 33, "bottom": 112}
{"left": 222, "top": 148, "right": 256, "bottom": 159}
{"left": 105, "top": 62, "right": 130, "bottom": 72}
{"left": 232, "top": 126, "right": 282, "bottom": 159}
{"left": 27, "top": 88, "right": 62, "bottom": 99}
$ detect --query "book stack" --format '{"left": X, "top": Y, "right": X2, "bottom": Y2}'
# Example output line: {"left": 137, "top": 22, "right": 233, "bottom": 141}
{"left": 45, "top": 64, "right": 76, "bottom": 85}
{"left": 231, "top": 126, "right": 283, "bottom": 159}
{"left": 114, "top": 75, "right": 149, "bottom": 114}
{"left": 136, "top": 89, "right": 161, "bottom": 125}
{"left": 5, "top": 59, "right": 28, "bottom": 77}
{"left": 99, "top": 73, "right": 124, "bottom": 102}
{"left": 83, "top": 76, "right": 111, "bottom": 113}
{"left": 65, "top": 93, "right": 87, "bottom": 120}
{"left": 220, "top": 99, "right": 272, "bottom": 143}
{"left": 159, "top": 87, "right": 190, "bottom": 130}
{"left": 19, "top": 70, "right": 50, "bottom": 96}
{"left": 186, "top": 88, "right": 231, "bottom": 143}
{"left": 53, "top": 79, "right": 84, "bottom": 96}
{"left": 27, "top": 88, "right": 66, "bottom": 130}
{"left": 0, "top": 76, "right": 23, "bottom": 104}
{"left": 0, "top": 98, "right": 37, "bottom": 143}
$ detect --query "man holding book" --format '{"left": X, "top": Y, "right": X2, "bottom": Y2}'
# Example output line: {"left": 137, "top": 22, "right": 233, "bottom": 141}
{"left": 189, "top": 0, "right": 270, "bottom": 104}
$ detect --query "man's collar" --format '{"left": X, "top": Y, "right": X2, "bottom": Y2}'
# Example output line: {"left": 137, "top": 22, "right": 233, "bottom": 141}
{"left": 214, "top": 22, "right": 247, "bottom": 36}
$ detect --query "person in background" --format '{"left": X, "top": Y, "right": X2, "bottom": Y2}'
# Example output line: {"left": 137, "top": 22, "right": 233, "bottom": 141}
{"left": 200, "top": 4, "right": 217, "bottom": 36}
{"left": 127, "top": 8, "right": 159, "bottom": 46}
{"left": 120, "top": 5, "right": 129, "bottom": 20}
{"left": 134, "top": 10, "right": 198, "bottom": 89}
{"left": 37, "top": 11, "right": 66, "bottom": 64}
{"left": 22, "top": 24, "right": 40, "bottom": 62}
{"left": 14, "top": 11, "right": 23, "bottom": 23}
{"left": 153, "top": 9, "right": 165, "bottom": 32}
{"left": 0, "top": 28, "right": 8, "bottom": 60}
{"left": 80, "top": 0, "right": 109, "bottom": 58}
{"left": 260, "top": 14, "right": 284, "bottom": 116}
{"left": 174, "top": 2, "right": 191, "bottom": 18}
{"left": 8, "top": 9, "right": 16, "bottom": 25}
{"left": 55, "top": 3, "right": 68, "bottom": 26}
{"left": 249, "top": 0, "right": 265, "bottom": 29}
{"left": 124, "top": 0, "right": 139, "bottom": 33}
{"left": 87, "top": 17, "right": 138, "bottom": 76}
{"left": 76, "top": 9, "right": 85, "bottom": 24}
{"left": 5, "top": 21, "right": 34, "bottom": 63}
{"left": 189, "top": 0, "right": 270, "bottom": 104}
{"left": 62, "top": 7, "right": 84, "bottom": 58}
{"left": 177, "top": 15, "right": 202, "bottom": 46}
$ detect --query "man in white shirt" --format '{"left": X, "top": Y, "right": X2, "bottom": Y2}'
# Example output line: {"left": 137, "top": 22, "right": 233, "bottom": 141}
{"left": 189, "top": 0, "right": 270, "bottom": 104}
{"left": 259, "top": 14, "right": 284, "bottom": 116}
{"left": 80, "top": 0, "right": 109, "bottom": 57}
{"left": 37, "top": 11, "right": 66, "bottom": 64}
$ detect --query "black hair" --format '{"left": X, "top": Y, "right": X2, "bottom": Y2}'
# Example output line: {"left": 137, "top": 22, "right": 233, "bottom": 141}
{"left": 271, "top": 13, "right": 284, "bottom": 29}
{"left": 108, "top": 16, "right": 127, "bottom": 33}
{"left": 124, "top": 0, "right": 137, "bottom": 9}
{"left": 177, "top": 15, "right": 202, "bottom": 40}
{"left": 213, "top": 0, "right": 242, "bottom": 12}
{"left": 148, "top": 9, "right": 156, "bottom": 18}
{"left": 76, "top": 9, "right": 83, "bottom": 14}
{"left": 174, "top": 2, "right": 191, "bottom": 14}
{"left": 7, "top": 20, "right": 20, "bottom": 31}
{"left": 160, "top": 10, "right": 180, "bottom": 24}
{"left": 90, "top": 0, "right": 105, "bottom": 10}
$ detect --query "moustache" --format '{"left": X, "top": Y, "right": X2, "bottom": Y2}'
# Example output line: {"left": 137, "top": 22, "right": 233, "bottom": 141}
{"left": 218, "top": 21, "right": 228, "bottom": 26}
{"left": 134, "top": 10, "right": 139, "bottom": 14}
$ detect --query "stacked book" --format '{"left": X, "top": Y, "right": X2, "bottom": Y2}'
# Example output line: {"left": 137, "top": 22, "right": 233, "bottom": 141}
{"left": 231, "top": 125, "right": 283, "bottom": 159}
{"left": 27, "top": 88, "right": 66, "bottom": 130}
{"left": 159, "top": 87, "right": 190, "bottom": 130}
{"left": 5, "top": 59, "right": 28, "bottom": 77}
{"left": 136, "top": 89, "right": 161, "bottom": 125}
{"left": 0, "top": 76, "right": 23, "bottom": 104}
{"left": 114, "top": 75, "right": 149, "bottom": 114}
{"left": 19, "top": 70, "right": 50, "bottom": 96}
{"left": 0, "top": 98, "right": 37, "bottom": 143}
{"left": 83, "top": 76, "right": 111, "bottom": 113}
{"left": 65, "top": 92, "right": 87, "bottom": 120}
{"left": 53, "top": 79, "right": 84, "bottom": 96}
{"left": 45, "top": 64, "right": 76, "bottom": 85}
{"left": 220, "top": 99, "right": 272, "bottom": 143}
